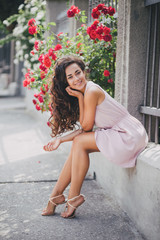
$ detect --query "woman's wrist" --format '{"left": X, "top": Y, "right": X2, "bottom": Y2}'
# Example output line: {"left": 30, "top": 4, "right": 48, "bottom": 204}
{"left": 58, "top": 137, "right": 63, "bottom": 144}
{"left": 78, "top": 93, "right": 84, "bottom": 100}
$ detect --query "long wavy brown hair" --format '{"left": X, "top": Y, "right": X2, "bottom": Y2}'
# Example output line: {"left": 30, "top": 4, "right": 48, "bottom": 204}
{"left": 49, "top": 55, "right": 86, "bottom": 137}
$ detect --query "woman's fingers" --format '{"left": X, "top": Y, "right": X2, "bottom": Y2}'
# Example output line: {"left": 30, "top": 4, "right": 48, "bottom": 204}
{"left": 43, "top": 138, "right": 61, "bottom": 152}
{"left": 43, "top": 142, "right": 57, "bottom": 151}
{"left": 65, "top": 87, "right": 81, "bottom": 97}
{"left": 43, "top": 142, "right": 53, "bottom": 151}
{"left": 65, "top": 87, "right": 73, "bottom": 95}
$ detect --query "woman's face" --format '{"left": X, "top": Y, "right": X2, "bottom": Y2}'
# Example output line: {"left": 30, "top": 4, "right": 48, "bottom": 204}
{"left": 65, "top": 63, "right": 87, "bottom": 93}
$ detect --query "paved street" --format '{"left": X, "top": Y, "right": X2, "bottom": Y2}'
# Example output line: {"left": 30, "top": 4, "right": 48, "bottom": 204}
{"left": 0, "top": 97, "right": 146, "bottom": 240}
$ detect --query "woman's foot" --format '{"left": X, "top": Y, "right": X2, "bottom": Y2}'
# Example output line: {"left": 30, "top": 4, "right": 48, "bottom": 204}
{"left": 61, "top": 194, "right": 85, "bottom": 218}
{"left": 42, "top": 194, "right": 66, "bottom": 216}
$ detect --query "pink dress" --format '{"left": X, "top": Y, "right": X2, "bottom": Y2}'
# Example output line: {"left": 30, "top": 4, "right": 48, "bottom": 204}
{"left": 85, "top": 81, "right": 148, "bottom": 168}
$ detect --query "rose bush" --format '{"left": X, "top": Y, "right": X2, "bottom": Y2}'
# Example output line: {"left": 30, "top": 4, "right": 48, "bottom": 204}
{"left": 0, "top": 0, "right": 46, "bottom": 72}
{"left": 23, "top": 3, "right": 117, "bottom": 119}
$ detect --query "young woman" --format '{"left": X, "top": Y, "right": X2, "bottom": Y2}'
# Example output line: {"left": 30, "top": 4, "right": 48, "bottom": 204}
{"left": 42, "top": 55, "right": 148, "bottom": 218}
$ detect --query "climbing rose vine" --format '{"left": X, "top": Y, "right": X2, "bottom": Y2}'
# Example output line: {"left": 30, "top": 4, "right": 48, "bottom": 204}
{"left": 23, "top": 3, "right": 117, "bottom": 120}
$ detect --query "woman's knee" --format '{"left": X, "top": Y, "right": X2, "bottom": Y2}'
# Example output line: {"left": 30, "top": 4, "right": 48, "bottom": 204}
{"left": 73, "top": 134, "right": 85, "bottom": 150}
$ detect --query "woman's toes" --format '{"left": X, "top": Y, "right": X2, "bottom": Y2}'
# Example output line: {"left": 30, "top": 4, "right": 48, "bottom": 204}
{"left": 61, "top": 212, "right": 68, "bottom": 218}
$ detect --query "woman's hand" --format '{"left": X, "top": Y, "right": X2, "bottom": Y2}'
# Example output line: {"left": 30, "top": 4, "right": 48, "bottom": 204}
{"left": 43, "top": 138, "right": 61, "bottom": 152}
{"left": 66, "top": 86, "right": 83, "bottom": 98}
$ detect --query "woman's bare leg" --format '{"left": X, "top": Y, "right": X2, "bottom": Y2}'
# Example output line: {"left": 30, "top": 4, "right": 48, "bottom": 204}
{"left": 61, "top": 132, "right": 99, "bottom": 217}
{"left": 42, "top": 145, "right": 73, "bottom": 214}
{"left": 50, "top": 147, "right": 72, "bottom": 196}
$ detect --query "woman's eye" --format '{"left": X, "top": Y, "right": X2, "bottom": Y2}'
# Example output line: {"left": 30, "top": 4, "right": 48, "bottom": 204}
{"left": 76, "top": 71, "right": 81, "bottom": 75}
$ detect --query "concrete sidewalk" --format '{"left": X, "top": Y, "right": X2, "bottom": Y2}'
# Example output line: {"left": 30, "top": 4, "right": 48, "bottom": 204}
{"left": 0, "top": 97, "right": 146, "bottom": 240}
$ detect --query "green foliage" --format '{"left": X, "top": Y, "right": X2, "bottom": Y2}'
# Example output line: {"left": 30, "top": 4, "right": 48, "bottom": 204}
{"left": 23, "top": 4, "right": 117, "bottom": 113}
{"left": 0, "top": 0, "right": 46, "bottom": 70}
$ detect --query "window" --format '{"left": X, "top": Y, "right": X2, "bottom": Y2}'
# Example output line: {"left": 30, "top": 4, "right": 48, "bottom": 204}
{"left": 139, "top": 1, "right": 160, "bottom": 144}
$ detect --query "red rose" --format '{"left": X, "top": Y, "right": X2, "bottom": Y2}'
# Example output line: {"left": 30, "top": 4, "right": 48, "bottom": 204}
{"left": 96, "top": 26, "right": 104, "bottom": 35}
{"left": 30, "top": 50, "right": 35, "bottom": 55}
{"left": 28, "top": 26, "right": 37, "bottom": 35}
{"left": 38, "top": 54, "right": 44, "bottom": 63}
{"left": 92, "top": 7, "right": 98, "bottom": 13}
{"left": 97, "top": 34, "right": 103, "bottom": 40}
{"left": 54, "top": 44, "right": 62, "bottom": 51}
{"left": 97, "top": 3, "right": 104, "bottom": 10}
{"left": 103, "top": 34, "right": 112, "bottom": 42}
{"left": 34, "top": 40, "right": 39, "bottom": 51}
{"left": 89, "top": 30, "right": 97, "bottom": 40}
{"left": 93, "top": 20, "right": 99, "bottom": 26}
{"left": 28, "top": 18, "right": 36, "bottom": 26}
{"left": 91, "top": 10, "right": 101, "bottom": 19}
{"left": 91, "top": 24, "right": 97, "bottom": 30}
{"left": 104, "top": 70, "right": 110, "bottom": 77}
{"left": 108, "top": 6, "right": 116, "bottom": 16}
{"left": 102, "top": 6, "right": 109, "bottom": 15}
{"left": 30, "top": 77, "right": 35, "bottom": 82}
{"left": 39, "top": 64, "right": 47, "bottom": 71}
{"left": 38, "top": 96, "right": 44, "bottom": 103}
{"left": 103, "top": 27, "right": 110, "bottom": 35}
{"left": 36, "top": 104, "right": 41, "bottom": 111}
{"left": 47, "top": 121, "right": 50, "bottom": 127}
{"left": 25, "top": 72, "right": 30, "bottom": 78}
{"left": 43, "top": 54, "right": 52, "bottom": 68}
{"left": 87, "top": 25, "right": 96, "bottom": 35}
{"left": 67, "top": 5, "right": 80, "bottom": 17}
{"left": 108, "top": 79, "right": 113, "bottom": 83}
{"left": 44, "top": 84, "right": 49, "bottom": 92}
{"left": 34, "top": 94, "right": 39, "bottom": 98}
{"left": 40, "top": 71, "right": 45, "bottom": 79}
{"left": 23, "top": 79, "right": 29, "bottom": 87}
{"left": 67, "top": 9, "right": 75, "bottom": 17}
{"left": 48, "top": 48, "right": 53, "bottom": 56}
{"left": 33, "top": 99, "right": 37, "bottom": 105}
{"left": 51, "top": 53, "right": 57, "bottom": 61}
{"left": 71, "top": 5, "right": 80, "bottom": 14}
{"left": 87, "top": 27, "right": 91, "bottom": 35}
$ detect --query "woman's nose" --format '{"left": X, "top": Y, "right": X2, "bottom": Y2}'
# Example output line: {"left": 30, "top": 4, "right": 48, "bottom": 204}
{"left": 74, "top": 75, "right": 79, "bottom": 81}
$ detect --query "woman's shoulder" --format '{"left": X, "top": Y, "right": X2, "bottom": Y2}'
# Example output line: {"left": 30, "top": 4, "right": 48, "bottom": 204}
{"left": 85, "top": 81, "right": 105, "bottom": 103}
{"left": 85, "top": 81, "right": 102, "bottom": 94}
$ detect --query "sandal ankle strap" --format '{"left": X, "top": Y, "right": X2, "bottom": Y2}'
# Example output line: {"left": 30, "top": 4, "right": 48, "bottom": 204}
{"left": 49, "top": 194, "right": 67, "bottom": 206}
{"left": 67, "top": 194, "right": 85, "bottom": 209}
{"left": 50, "top": 194, "right": 67, "bottom": 200}
{"left": 67, "top": 194, "right": 85, "bottom": 202}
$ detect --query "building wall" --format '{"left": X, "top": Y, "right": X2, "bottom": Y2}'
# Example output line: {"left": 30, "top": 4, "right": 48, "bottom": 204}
{"left": 89, "top": 1, "right": 160, "bottom": 239}
{"left": 26, "top": 1, "right": 160, "bottom": 239}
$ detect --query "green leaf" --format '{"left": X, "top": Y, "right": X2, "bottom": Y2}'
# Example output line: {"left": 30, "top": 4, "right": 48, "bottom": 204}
{"left": 47, "top": 22, "right": 56, "bottom": 27}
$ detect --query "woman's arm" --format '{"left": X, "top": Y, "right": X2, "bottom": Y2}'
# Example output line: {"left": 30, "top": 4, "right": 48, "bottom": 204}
{"left": 60, "top": 128, "right": 83, "bottom": 143}
{"left": 66, "top": 84, "right": 105, "bottom": 132}
{"left": 77, "top": 94, "right": 84, "bottom": 126}
{"left": 43, "top": 129, "right": 83, "bottom": 151}
{"left": 66, "top": 86, "right": 101, "bottom": 132}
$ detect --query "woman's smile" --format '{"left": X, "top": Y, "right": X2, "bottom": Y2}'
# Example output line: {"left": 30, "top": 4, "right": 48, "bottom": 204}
{"left": 65, "top": 63, "right": 87, "bottom": 93}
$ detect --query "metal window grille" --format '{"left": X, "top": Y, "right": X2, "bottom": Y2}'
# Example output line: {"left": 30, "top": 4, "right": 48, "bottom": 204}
{"left": 139, "top": 1, "right": 160, "bottom": 144}
{"left": 88, "top": 0, "right": 118, "bottom": 23}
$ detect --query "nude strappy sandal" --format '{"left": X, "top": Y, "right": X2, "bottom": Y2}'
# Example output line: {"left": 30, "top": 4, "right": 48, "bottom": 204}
{"left": 61, "top": 194, "right": 85, "bottom": 219}
{"left": 42, "top": 194, "right": 67, "bottom": 216}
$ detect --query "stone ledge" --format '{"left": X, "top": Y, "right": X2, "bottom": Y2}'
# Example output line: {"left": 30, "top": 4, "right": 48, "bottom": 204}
{"left": 89, "top": 143, "right": 160, "bottom": 240}
{"left": 138, "top": 142, "right": 160, "bottom": 169}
